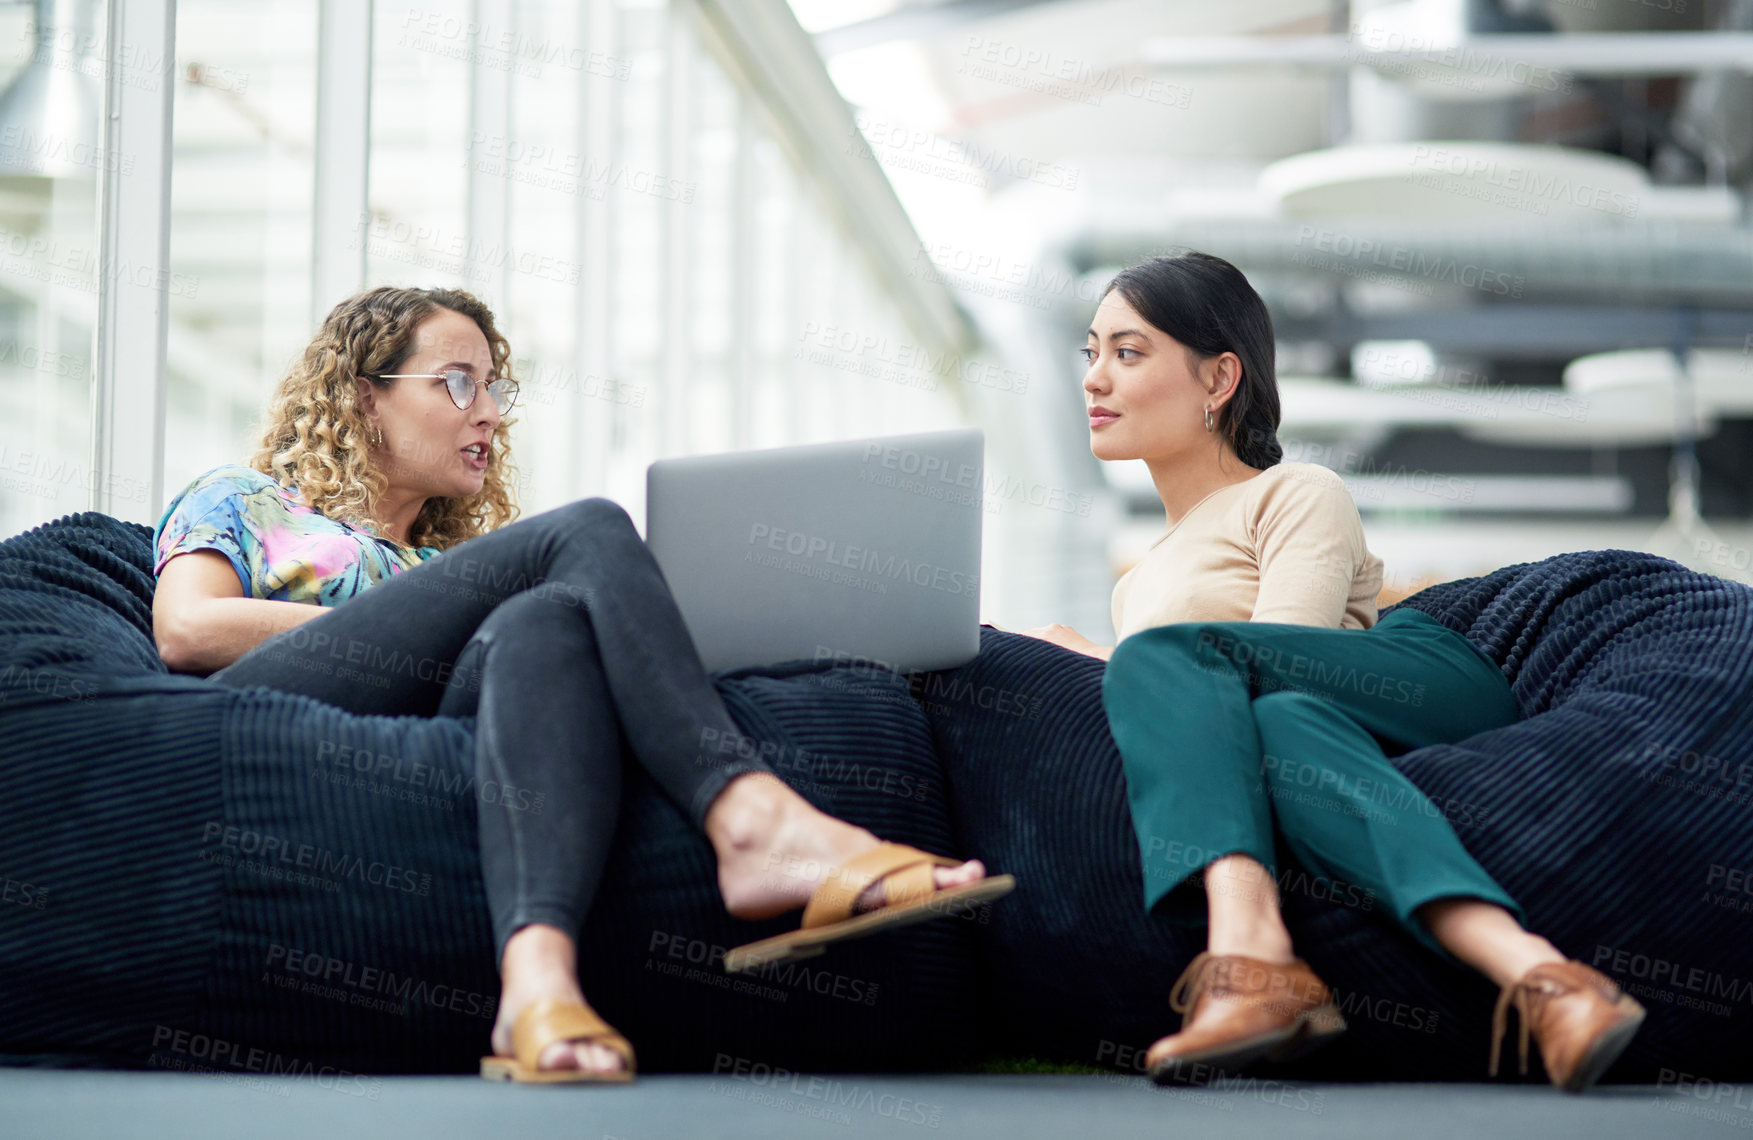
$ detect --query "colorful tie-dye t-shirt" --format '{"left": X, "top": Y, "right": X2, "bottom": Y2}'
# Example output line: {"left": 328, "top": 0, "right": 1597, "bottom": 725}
{"left": 152, "top": 464, "right": 441, "bottom": 606}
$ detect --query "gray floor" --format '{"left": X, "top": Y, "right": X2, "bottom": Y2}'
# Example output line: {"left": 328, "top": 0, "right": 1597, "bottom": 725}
{"left": 6, "top": 1071, "right": 1750, "bottom": 1139}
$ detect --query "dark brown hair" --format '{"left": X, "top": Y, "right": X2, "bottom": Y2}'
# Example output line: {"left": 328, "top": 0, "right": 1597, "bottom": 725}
{"left": 1103, "top": 251, "right": 1282, "bottom": 469}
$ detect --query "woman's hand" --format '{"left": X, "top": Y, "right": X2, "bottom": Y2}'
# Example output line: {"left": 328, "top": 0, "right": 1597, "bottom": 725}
{"left": 1016, "top": 623, "right": 1114, "bottom": 661}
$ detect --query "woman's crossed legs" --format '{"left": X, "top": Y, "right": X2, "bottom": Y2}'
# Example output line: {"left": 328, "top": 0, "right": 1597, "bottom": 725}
{"left": 1104, "top": 609, "right": 1642, "bottom": 1089}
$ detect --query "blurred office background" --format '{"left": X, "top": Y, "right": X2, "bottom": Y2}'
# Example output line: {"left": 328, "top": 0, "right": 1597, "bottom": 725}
{"left": 1, "top": 0, "right": 1749, "bottom": 641}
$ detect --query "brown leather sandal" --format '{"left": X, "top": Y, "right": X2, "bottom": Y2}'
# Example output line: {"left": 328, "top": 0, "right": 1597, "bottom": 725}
{"left": 479, "top": 997, "right": 635, "bottom": 1084}
{"left": 724, "top": 842, "right": 1015, "bottom": 973}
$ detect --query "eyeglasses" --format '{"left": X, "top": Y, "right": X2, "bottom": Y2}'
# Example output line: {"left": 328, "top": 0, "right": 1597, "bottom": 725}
{"left": 375, "top": 370, "right": 520, "bottom": 415}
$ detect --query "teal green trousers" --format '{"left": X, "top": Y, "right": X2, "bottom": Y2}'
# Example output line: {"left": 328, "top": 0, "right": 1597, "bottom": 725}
{"left": 1101, "top": 606, "right": 1524, "bottom": 959}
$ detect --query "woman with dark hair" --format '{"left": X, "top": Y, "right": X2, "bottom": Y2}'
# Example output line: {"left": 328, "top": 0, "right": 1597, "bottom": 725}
{"left": 1020, "top": 252, "right": 1644, "bottom": 1092}
{"left": 151, "top": 285, "right": 1009, "bottom": 1084}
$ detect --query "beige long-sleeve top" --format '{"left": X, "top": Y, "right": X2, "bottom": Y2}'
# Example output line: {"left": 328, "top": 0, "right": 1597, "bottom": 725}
{"left": 1111, "top": 462, "right": 1385, "bottom": 641}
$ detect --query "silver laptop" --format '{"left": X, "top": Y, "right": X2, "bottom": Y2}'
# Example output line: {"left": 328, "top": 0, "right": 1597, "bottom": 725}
{"left": 646, "top": 429, "right": 984, "bottom": 675}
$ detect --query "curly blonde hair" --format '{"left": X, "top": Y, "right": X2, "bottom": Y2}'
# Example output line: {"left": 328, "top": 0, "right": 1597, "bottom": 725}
{"left": 249, "top": 286, "right": 520, "bottom": 550}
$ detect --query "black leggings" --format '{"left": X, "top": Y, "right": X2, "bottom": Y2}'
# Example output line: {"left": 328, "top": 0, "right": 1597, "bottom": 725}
{"left": 212, "top": 497, "right": 768, "bottom": 960}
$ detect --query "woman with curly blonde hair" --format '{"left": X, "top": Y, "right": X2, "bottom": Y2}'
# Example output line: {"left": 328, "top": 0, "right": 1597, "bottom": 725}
{"left": 247, "top": 287, "right": 521, "bottom": 553}
{"left": 151, "top": 285, "right": 1002, "bottom": 1083}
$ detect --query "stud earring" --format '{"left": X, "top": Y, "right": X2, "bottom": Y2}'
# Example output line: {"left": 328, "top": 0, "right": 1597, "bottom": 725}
{"left": 1203, "top": 406, "right": 1215, "bottom": 433}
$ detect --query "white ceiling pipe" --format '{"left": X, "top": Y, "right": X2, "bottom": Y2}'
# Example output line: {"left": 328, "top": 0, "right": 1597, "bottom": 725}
{"left": 1140, "top": 33, "right": 1753, "bottom": 76}
{"left": 1062, "top": 216, "right": 1753, "bottom": 304}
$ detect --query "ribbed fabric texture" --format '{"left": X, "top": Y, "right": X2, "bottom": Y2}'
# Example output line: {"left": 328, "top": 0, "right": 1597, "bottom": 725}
{"left": 188, "top": 691, "right": 498, "bottom": 1075}
{"left": 921, "top": 547, "right": 1753, "bottom": 1082}
{"left": 0, "top": 512, "right": 977, "bottom": 1074}
{"left": 0, "top": 514, "right": 226, "bottom": 1067}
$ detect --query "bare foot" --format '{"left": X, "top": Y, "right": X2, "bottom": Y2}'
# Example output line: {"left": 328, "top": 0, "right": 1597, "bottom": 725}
{"left": 490, "top": 925, "right": 628, "bottom": 1076}
{"left": 705, "top": 773, "right": 986, "bottom": 920}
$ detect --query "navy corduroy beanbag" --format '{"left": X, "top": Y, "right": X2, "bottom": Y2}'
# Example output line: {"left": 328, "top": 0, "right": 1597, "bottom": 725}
{"left": 918, "top": 554, "right": 1753, "bottom": 1083}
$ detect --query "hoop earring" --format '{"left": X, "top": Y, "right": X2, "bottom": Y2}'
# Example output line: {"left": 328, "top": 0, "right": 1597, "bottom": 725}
{"left": 1203, "top": 405, "right": 1215, "bottom": 433}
